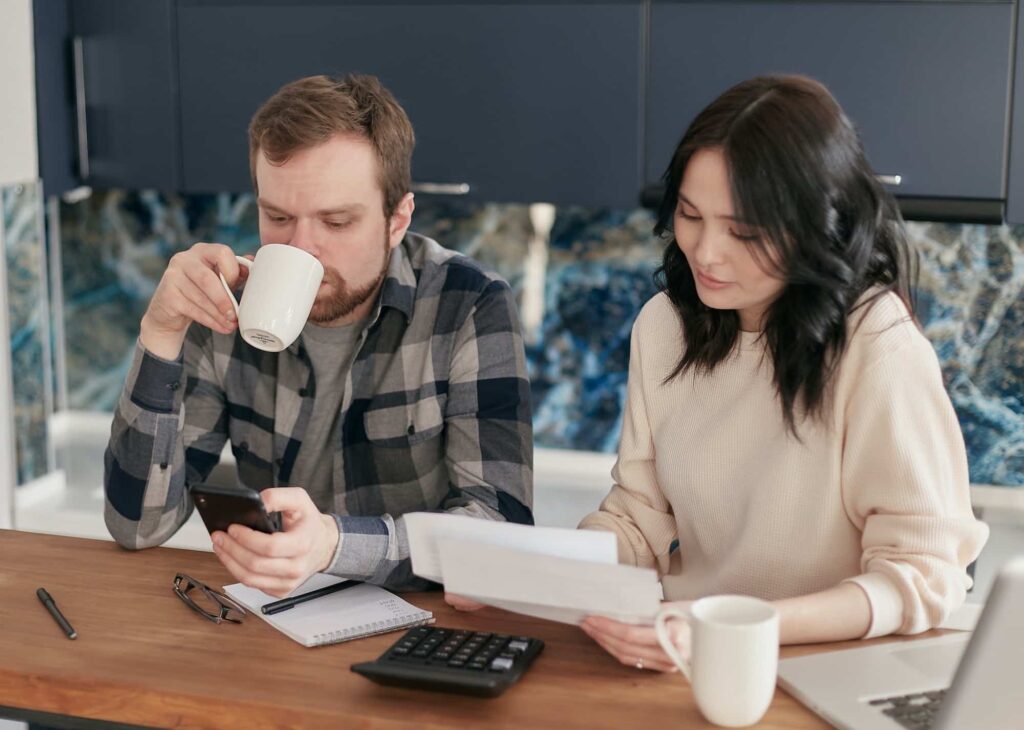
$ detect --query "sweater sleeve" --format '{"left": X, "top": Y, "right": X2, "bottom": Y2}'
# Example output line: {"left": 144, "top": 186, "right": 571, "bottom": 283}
{"left": 578, "top": 306, "right": 678, "bottom": 574}
{"left": 840, "top": 327, "right": 988, "bottom": 638}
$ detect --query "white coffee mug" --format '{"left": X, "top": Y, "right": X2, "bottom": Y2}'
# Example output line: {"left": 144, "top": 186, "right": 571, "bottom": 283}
{"left": 218, "top": 244, "right": 324, "bottom": 352}
{"left": 655, "top": 595, "right": 779, "bottom": 727}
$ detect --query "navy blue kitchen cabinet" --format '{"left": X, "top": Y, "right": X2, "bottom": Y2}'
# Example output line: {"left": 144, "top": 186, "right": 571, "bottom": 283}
{"left": 1007, "top": 0, "right": 1024, "bottom": 225}
{"left": 646, "top": 1, "right": 1015, "bottom": 221}
{"left": 176, "top": 1, "right": 644, "bottom": 207}
{"left": 33, "top": 0, "right": 77, "bottom": 197}
{"left": 65, "top": 0, "right": 180, "bottom": 190}
{"left": 33, "top": 0, "right": 178, "bottom": 195}
{"left": 35, "top": 0, "right": 1021, "bottom": 219}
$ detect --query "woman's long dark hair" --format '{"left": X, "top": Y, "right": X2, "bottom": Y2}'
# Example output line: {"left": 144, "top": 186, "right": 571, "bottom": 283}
{"left": 654, "top": 75, "right": 917, "bottom": 435}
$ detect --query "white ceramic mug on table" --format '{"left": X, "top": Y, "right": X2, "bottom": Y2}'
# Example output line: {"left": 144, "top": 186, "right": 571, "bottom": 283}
{"left": 655, "top": 595, "right": 779, "bottom": 727}
{"left": 217, "top": 244, "right": 324, "bottom": 352}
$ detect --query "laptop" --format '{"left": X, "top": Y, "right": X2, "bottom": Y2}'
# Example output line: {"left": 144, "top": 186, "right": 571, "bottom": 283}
{"left": 778, "top": 556, "right": 1024, "bottom": 729}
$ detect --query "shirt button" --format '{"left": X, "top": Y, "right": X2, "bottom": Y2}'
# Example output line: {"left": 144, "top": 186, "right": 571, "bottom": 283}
{"left": 167, "top": 381, "right": 180, "bottom": 391}
{"left": 275, "top": 458, "right": 285, "bottom": 467}
{"left": 299, "top": 387, "right": 309, "bottom": 397}
{"left": 407, "top": 424, "right": 415, "bottom": 435}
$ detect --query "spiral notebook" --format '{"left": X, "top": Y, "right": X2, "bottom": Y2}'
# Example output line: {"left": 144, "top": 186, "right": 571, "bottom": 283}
{"left": 224, "top": 574, "right": 433, "bottom": 647}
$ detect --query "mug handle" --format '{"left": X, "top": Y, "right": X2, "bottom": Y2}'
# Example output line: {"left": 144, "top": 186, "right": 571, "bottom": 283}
{"left": 655, "top": 606, "right": 693, "bottom": 680}
{"left": 217, "top": 256, "right": 253, "bottom": 320}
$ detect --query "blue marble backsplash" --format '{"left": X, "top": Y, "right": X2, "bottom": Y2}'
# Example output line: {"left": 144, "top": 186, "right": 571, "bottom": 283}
{"left": 2, "top": 181, "right": 50, "bottom": 484}
{"left": 18, "top": 190, "right": 1024, "bottom": 487}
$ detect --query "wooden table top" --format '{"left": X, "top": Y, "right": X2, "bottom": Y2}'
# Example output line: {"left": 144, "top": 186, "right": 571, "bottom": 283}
{"left": 0, "top": 528, "right": 888, "bottom": 729}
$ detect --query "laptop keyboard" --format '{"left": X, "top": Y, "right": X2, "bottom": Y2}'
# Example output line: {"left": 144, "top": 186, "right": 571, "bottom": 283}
{"left": 869, "top": 689, "right": 947, "bottom": 729}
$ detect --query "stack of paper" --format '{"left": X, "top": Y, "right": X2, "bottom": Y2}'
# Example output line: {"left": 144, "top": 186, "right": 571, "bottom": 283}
{"left": 406, "top": 513, "right": 662, "bottom": 625}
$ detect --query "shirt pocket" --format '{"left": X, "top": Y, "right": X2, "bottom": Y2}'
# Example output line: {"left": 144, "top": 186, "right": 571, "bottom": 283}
{"left": 364, "top": 397, "right": 445, "bottom": 447}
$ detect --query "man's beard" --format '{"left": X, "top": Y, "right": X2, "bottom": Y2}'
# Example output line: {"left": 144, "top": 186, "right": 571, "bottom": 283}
{"left": 309, "top": 237, "right": 391, "bottom": 324}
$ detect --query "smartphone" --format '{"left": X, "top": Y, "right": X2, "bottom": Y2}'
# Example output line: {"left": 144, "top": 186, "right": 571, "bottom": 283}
{"left": 190, "top": 483, "right": 281, "bottom": 535}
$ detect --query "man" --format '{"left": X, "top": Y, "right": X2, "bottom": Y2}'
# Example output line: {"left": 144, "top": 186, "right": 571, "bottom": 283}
{"left": 104, "top": 74, "right": 533, "bottom": 594}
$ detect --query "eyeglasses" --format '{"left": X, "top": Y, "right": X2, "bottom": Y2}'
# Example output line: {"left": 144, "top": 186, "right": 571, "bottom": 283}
{"left": 173, "top": 573, "right": 247, "bottom": 624}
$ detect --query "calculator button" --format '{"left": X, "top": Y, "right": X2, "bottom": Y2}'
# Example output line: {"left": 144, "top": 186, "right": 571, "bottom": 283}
{"left": 489, "top": 657, "right": 514, "bottom": 671}
{"left": 390, "top": 647, "right": 410, "bottom": 656}
{"left": 448, "top": 659, "right": 467, "bottom": 667}
{"left": 508, "top": 640, "right": 529, "bottom": 652}
{"left": 467, "top": 661, "right": 488, "bottom": 670}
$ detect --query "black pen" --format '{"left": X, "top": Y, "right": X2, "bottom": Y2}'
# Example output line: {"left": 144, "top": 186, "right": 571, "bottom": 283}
{"left": 262, "top": 580, "right": 360, "bottom": 615}
{"left": 37, "top": 588, "right": 77, "bottom": 640}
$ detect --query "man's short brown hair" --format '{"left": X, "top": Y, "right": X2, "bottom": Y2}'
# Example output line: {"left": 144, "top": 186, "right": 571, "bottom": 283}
{"left": 248, "top": 74, "right": 415, "bottom": 218}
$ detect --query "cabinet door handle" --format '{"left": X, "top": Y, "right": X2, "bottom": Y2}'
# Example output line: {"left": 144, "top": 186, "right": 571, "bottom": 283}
{"left": 875, "top": 174, "right": 902, "bottom": 187}
{"left": 72, "top": 36, "right": 90, "bottom": 180}
{"left": 410, "top": 182, "right": 471, "bottom": 195}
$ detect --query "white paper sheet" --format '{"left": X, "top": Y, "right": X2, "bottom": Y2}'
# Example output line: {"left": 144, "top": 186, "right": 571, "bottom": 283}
{"left": 405, "top": 512, "right": 618, "bottom": 583}
{"left": 438, "top": 538, "right": 662, "bottom": 625}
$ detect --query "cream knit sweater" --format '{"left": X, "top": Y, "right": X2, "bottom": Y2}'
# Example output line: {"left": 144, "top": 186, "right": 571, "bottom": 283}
{"left": 579, "top": 291, "right": 989, "bottom": 638}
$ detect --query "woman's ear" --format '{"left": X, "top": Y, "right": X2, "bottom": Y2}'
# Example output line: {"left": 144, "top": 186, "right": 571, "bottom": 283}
{"left": 388, "top": 192, "right": 416, "bottom": 250}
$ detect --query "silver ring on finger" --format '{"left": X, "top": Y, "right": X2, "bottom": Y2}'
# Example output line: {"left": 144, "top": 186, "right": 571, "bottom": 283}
{"left": 635, "top": 656, "right": 644, "bottom": 670}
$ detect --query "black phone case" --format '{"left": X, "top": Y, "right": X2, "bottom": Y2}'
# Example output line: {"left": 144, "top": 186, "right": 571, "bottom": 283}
{"left": 190, "top": 484, "right": 280, "bottom": 535}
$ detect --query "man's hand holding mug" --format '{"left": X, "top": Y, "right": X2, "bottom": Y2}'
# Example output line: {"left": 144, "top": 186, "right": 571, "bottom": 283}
{"left": 141, "top": 242, "right": 324, "bottom": 359}
{"left": 141, "top": 242, "right": 250, "bottom": 360}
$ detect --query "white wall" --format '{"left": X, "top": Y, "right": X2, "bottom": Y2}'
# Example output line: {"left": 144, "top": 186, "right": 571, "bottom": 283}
{"left": 0, "top": 0, "right": 37, "bottom": 526}
{"left": 0, "top": 0, "right": 39, "bottom": 186}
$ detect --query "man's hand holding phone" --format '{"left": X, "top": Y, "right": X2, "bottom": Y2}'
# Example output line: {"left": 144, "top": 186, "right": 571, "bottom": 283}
{"left": 210, "top": 487, "right": 341, "bottom": 598}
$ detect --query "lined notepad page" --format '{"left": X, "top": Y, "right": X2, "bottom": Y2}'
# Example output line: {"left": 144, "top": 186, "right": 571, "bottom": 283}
{"left": 224, "top": 574, "right": 433, "bottom": 647}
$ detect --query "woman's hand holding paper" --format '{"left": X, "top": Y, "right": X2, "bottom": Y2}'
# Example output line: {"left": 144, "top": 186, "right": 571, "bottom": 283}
{"left": 580, "top": 600, "right": 692, "bottom": 673}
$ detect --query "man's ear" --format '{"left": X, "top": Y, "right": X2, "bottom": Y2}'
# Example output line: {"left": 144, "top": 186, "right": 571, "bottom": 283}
{"left": 388, "top": 192, "right": 415, "bottom": 250}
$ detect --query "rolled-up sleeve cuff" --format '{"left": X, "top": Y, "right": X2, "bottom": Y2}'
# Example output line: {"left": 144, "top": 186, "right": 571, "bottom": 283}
{"left": 130, "top": 341, "right": 185, "bottom": 413}
{"left": 845, "top": 572, "right": 905, "bottom": 639}
{"left": 326, "top": 515, "right": 390, "bottom": 579}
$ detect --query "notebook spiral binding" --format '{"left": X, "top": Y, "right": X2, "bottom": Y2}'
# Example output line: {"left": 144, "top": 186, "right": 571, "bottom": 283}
{"left": 313, "top": 614, "right": 433, "bottom": 645}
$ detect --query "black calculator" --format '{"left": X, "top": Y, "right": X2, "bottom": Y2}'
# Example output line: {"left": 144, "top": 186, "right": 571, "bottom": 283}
{"left": 351, "top": 626, "right": 544, "bottom": 697}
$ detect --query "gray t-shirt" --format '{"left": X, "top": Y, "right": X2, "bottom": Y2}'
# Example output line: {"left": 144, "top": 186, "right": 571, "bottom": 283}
{"left": 291, "top": 319, "right": 365, "bottom": 511}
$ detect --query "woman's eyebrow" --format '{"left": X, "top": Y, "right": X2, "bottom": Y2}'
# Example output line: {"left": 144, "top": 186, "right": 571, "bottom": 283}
{"left": 678, "top": 192, "right": 744, "bottom": 222}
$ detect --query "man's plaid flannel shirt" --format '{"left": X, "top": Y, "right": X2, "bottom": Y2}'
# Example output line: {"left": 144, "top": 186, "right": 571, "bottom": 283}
{"left": 104, "top": 233, "right": 534, "bottom": 589}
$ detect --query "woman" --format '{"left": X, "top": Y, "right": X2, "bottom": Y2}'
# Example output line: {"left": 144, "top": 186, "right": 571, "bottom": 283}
{"left": 572, "top": 74, "right": 988, "bottom": 672}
